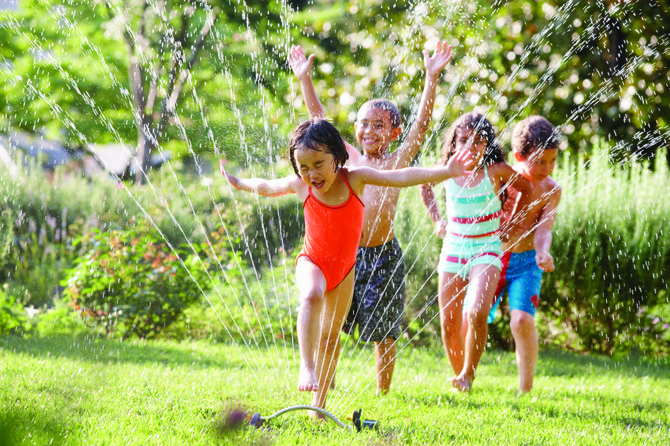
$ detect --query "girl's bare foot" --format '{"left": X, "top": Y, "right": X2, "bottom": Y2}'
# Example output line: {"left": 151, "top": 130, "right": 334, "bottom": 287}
{"left": 451, "top": 373, "right": 474, "bottom": 392}
{"left": 298, "top": 366, "right": 319, "bottom": 392}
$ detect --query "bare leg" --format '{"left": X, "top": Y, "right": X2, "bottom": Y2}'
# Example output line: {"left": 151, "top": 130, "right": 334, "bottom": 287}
{"left": 461, "top": 310, "right": 469, "bottom": 341}
{"left": 438, "top": 272, "right": 468, "bottom": 376}
{"left": 329, "top": 340, "right": 342, "bottom": 390}
{"left": 311, "top": 268, "right": 355, "bottom": 411}
{"left": 510, "top": 309, "right": 538, "bottom": 394}
{"left": 452, "top": 264, "right": 499, "bottom": 391}
{"left": 295, "top": 257, "right": 327, "bottom": 392}
{"left": 374, "top": 338, "right": 396, "bottom": 396}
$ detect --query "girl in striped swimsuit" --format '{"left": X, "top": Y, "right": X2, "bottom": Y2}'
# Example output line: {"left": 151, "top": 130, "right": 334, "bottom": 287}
{"left": 421, "top": 112, "right": 532, "bottom": 392}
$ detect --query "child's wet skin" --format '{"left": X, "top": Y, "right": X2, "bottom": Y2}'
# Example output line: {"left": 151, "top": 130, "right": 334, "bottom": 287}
{"left": 298, "top": 366, "right": 319, "bottom": 392}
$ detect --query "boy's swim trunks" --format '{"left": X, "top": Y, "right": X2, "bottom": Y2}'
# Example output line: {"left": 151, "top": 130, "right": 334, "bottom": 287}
{"left": 488, "top": 250, "right": 543, "bottom": 322}
{"left": 342, "top": 238, "right": 405, "bottom": 342}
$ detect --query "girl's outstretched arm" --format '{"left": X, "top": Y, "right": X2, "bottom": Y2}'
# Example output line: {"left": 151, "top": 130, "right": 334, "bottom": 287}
{"left": 351, "top": 148, "right": 472, "bottom": 189}
{"left": 420, "top": 183, "right": 441, "bottom": 224}
{"left": 220, "top": 160, "right": 300, "bottom": 197}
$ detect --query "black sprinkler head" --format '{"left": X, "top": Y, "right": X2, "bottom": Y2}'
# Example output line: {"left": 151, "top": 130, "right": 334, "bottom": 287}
{"left": 352, "top": 408, "right": 379, "bottom": 432}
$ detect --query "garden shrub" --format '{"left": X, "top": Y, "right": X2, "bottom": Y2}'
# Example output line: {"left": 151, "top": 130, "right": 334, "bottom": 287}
{"left": 63, "top": 220, "right": 214, "bottom": 339}
{"left": 163, "top": 258, "right": 300, "bottom": 347}
{"left": 0, "top": 285, "right": 29, "bottom": 336}
{"left": 0, "top": 165, "right": 145, "bottom": 308}
{"left": 541, "top": 147, "right": 670, "bottom": 355}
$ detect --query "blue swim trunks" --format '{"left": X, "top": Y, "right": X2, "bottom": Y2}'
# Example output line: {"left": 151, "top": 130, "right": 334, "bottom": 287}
{"left": 488, "top": 250, "right": 543, "bottom": 322}
{"left": 342, "top": 238, "right": 405, "bottom": 342}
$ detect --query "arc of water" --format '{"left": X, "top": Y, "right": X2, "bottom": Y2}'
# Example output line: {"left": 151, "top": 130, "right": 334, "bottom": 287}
{"left": 2, "top": 2, "right": 283, "bottom": 379}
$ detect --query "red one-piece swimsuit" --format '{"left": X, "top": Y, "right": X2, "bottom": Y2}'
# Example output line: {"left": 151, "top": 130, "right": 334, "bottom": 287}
{"left": 296, "top": 171, "right": 365, "bottom": 291}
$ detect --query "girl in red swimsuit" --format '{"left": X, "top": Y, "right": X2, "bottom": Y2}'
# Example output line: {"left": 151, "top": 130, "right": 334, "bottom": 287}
{"left": 221, "top": 118, "right": 472, "bottom": 413}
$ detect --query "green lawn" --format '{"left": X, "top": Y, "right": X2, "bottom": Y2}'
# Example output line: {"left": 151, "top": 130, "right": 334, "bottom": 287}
{"left": 1, "top": 335, "right": 668, "bottom": 445}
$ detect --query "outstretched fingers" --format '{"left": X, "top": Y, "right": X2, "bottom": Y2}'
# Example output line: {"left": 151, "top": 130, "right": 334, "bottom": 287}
{"left": 219, "top": 159, "right": 241, "bottom": 190}
{"left": 424, "top": 39, "right": 454, "bottom": 75}
{"left": 289, "top": 45, "right": 314, "bottom": 78}
{"left": 450, "top": 149, "right": 474, "bottom": 176}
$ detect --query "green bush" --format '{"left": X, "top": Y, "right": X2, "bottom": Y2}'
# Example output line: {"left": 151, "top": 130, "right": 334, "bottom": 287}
{"left": 63, "top": 221, "right": 214, "bottom": 339}
{"left": 0, "top": 164, "right": 145, "bottom": 308}
{"left": 164, "top": 259, "right": 300, "bottom": 347}
{"left": 541, "top": 146, "right": 670, "bottom": 355}
{"left": 0, "top": 285, "right": 29, "bottom": 335}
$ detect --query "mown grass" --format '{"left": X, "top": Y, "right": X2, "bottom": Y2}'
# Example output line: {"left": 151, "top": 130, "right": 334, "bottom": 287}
{"left": 1, "top": 335, "right": 668, "bottom": 445}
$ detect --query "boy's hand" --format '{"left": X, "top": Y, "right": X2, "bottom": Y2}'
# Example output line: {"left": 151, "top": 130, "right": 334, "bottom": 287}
{"left": 219, "top": 159, "right": 242, "bottom": 190}
{"left": 289, "top": 45, "right": 315, "bottom": 81}
{"left": 536, "top": 251, "right": 554, "bottom": 272}
{"left": 423, "top": 40, "right": 453, "bottom": 79}
{"left": 445, "top": 148, "right": 473, "bottom": 177}
{"left": 435, "top": 219, "right": 448, "bottom": 239}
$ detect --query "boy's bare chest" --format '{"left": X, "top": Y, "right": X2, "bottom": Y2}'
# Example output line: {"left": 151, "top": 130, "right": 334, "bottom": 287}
{"left": 362, "top": 185, "right": 401, "bottom": 212}
{"left": 518, "top": 184, "right": 553, "bottom": 222}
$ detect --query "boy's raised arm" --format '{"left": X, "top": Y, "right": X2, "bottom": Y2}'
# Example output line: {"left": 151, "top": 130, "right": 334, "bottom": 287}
{"left": 289, "top": 45, "right": 325, "bottom": 119}
{"left": 289, "top": 45, "right": 362, "bottom": 164}
{"left": 395, "top": 40, "right": 453, "bottom": 166}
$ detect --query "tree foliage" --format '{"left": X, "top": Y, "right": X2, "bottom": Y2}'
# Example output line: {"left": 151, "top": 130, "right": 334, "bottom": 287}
{"left": 0, "top": 0, "right": 293, "bottom": 180}
{"left": 285, "top": 0, "right": 669, "bottom": 164}
{"left": 1, "top": 0, "right": 668, "bottom": 170}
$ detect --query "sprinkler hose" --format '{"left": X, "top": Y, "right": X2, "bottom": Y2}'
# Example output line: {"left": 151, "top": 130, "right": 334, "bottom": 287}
{"left": 248, "top": 405, "right": 378, "bottom": 432}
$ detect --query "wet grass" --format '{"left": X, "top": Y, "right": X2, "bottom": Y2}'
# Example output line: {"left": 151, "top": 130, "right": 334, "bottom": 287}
{"left": 1, "top": 335, "right": 668, "bottom": 445}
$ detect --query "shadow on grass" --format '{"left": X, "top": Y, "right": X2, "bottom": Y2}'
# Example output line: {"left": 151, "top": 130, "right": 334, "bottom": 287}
{"left": 0, "top": 334, "right": 239, "bottom": 370}
{"left": 0, "top": 409, "right": 77, "bottom": 446}
{"left": 538, "top": 347, "right": 670, "bottom": 379}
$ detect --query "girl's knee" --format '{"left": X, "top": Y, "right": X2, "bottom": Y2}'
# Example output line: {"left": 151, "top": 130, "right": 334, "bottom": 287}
{"left": 301, "top": 287, "right": 325, "bottom": 306}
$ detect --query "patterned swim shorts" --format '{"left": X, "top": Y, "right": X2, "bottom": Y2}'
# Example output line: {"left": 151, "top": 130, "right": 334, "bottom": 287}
{"left": 342, "top": 238, "right": 405, "bottom": 342}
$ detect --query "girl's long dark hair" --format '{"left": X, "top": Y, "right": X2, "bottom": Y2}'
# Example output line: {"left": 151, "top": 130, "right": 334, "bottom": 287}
{"left": 440, "top": 112, "right": 504, "bottom": 166}
{"left": 441, "top": 112, "right": 508, "bottom": 205}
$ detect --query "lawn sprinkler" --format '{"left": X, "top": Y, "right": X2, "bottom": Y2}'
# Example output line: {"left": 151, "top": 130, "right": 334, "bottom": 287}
{"left": 247, "top": 405, "right": 378, "bottom": 432}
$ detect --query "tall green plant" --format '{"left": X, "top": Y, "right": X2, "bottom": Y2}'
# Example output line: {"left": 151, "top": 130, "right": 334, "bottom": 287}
{"left": 63, "top": 222, "right": 214, "bottom": 339}
{"left": 542, "top": 146, "right": 670, "bottom": 355}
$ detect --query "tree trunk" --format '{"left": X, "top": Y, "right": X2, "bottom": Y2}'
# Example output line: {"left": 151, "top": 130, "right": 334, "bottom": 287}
{"left": 135, "top": 115, "right": 155, "bottom": 185}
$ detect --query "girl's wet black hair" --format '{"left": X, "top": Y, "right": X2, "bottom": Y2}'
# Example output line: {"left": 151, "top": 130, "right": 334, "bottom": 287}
{"left": 440, "top": 112, "right": 504, "bottom": 166}
{"left": 289, "top": 119, "right": 349, "bottom": 175}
